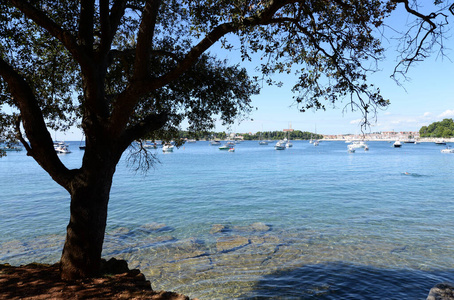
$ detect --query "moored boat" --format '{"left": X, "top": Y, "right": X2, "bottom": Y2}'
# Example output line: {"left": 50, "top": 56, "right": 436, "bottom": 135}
{"left": 0, "top": 143, "right": 23, "bottom": 151}
{"left": 143, "top": 140, "right": 157, "bottom": 149}
{"left": 162, "top": 143, "right": 174, "bottom": 152}
{"left": 435, "top": 139, "right": 447, "bottom": 145}
{"left": 54, "top": 141, "right": 71, "bottom": 154}
{"left": 274, "top": 140, "right": 286, "bottom": 150}
{"left": 349, "top": 141, "right": 369, "bottom": 151}
{"left": 219, "top": 144, "right": 230, "bottom": 150}
{"left": 393, "top": 141, "right": 402, "bottom": 148}
{"left": 441, "top": 146, "right": 454, "bottom": 153}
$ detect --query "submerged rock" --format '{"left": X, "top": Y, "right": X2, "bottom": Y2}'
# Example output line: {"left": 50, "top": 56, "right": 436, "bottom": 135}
{"left": 216, "top": 235, "right": 250, "bottom": 252}
{"left": 250, "top": 222, "right": 271, "bottom": 232}
{"left": 427, "top": 283, "right": 454, "bottom": 300}
{"left": 210, "top": 224, "right": 231, "bottom": 234}
{"left": 138, "top": 222, "right": 174, "bottom": 233}
{"left": 233, "top": 222, "right": 271, "bottom": 233}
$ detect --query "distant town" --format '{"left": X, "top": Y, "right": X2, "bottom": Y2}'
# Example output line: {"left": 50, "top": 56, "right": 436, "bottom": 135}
{"left": 223, "top": 130, "right": 452, "bottom": 142}
{"left": 322, "top": 131, "right": 421, "bottom": 141}
{"left": 322, "top": 130, "right": 451, "bottom": 142}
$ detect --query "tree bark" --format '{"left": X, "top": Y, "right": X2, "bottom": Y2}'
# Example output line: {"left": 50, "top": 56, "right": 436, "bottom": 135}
{"left": 60, "top": 163, "right": 116, "bottom": 280}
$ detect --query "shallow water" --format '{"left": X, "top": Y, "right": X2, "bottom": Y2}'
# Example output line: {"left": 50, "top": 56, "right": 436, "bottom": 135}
{"left": 1, "top": 140, "right": 454, "bottom": 299}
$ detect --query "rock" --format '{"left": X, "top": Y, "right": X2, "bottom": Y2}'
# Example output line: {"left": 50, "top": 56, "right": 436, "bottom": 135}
{"left": 0, "top": 261, "right": 197, "bottom": 299}
{"left": 100, "top": 257, "right": 130, "bottom": 275}
{"left": 138, "top": 222, "right": 174, "bottom": 233}
{"left": 109, "top": 227, "right": 131, "bottom": 236}
{"left": 250, "top": 222, "right": 271, "bottom": 232}
{"left": 427, "top": 283, "right": 454, "bottom": 300}
{"left": 233, "top": 222, "right": 271, "bottom": 233}
{"left": 210, "top": 224, "right": 230, "bottom": 234}
{"left": 216, "top": 235, "right": 250, "bottom": 252}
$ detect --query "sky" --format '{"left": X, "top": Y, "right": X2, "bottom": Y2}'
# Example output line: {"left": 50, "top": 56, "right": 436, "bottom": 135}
{"left": 208, "top": 3, "right": 454, "bottom": 136}
{"left": 54, "top": 3, "right": 454, "bottom": 140}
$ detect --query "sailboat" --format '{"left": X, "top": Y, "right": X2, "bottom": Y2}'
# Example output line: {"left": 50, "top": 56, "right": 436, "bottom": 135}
{"left": 259, "top": 131, "right": 268, "bottom": 145}
{"left": 285, "top": 131, "right": 293, "bottom": 148}
{"left": 79, "top": 136, "right": 86, "bottom": 150}
{"left": 313, "top": 125, "right": 319, "bottom": 146}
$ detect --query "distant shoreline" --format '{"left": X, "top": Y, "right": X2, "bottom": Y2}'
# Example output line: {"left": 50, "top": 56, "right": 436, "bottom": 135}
{"left": 320, "top": 137, "right": 454, "bottom": 143}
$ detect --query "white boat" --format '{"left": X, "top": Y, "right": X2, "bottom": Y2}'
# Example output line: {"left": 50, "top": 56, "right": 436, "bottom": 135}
{"left": 162, "top": 143, "right": 174, "bottom": 152}
{"left": 0, "top": 143, "right": 23, "bottom": 151}
{"left": 219, "top": 144, "right": 230, "bottom": 150}
{"left": 228, "top": 147, "right": 235, "bottom": 152}
{"left": 435, "top": 139, "right": 447, "bottom": 145}
{"left": 143, "top": 140, "right": 157, "bottom": 149}
{"left": 284, "top": 134, "right": 293, "bottom": 148}
{"left": 349, "top": 141, "right": 368, "bottom": 151}
{"left": 259, "top": 131, "right": 268, "bottom": 145}
{"left": 393, "top": 141, "right": 402, "bottom": 148}
{"left": 186, "top": 139, "right": 196, "bottom": 143}
{"left": 313, "top": 140, "right": 319, "bottom": 146}
{"left": 54, "top": 141, "right": 71, "bottom": 154}
{"left": 441, "top": 146, "right": 454, "bottom": 153}
{"left": 347, "top": 144, "right": 356, "bottom": 153}
{"left": 274, "top": 140, "right": 286, "bottom": 150}
{"left": 210, "top": 140, "right": 221, "bottom": 146}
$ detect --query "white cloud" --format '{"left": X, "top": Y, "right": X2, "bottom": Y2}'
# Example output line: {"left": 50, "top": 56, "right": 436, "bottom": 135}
{"left": 423, "top": 112, "right": 431, "bottom": 118}
{"left": 438, "top": 110, "right": 454, "bottom": 118}
{"left": 350, "top": 118, "right": 363, "bottom": 125}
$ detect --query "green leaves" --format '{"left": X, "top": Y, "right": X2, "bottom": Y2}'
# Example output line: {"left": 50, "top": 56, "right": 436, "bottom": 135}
{"left": 420, "top": 119, "right": 454, "bottom": 138}
{"left": 1, "top": 0, "right": 428, "bottom": 151}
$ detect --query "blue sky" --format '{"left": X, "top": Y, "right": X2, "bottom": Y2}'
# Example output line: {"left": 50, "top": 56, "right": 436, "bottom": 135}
{"left": 210, "top": 4, "right": 454, "bottom": 135}
{"left": 55, "top": 3, "right": 454, "bottom": 140}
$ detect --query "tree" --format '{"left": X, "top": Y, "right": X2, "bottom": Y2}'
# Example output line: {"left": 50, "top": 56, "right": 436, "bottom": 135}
{"left": 0, "top": 1, "right": 449, "bottom": 280}
{"left": 420, "top": 119, "right": 454, "bottom": 137}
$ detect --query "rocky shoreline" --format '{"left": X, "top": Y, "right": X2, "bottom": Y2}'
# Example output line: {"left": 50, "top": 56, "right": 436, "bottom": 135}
{"left": 1, "top": 260, "right": 452, "bottom": 299}
{"left": 2, "top": 221, "right": 453, "bottom": 299}
{"left": 0, "top": 258, "right": 197, "bottom": 300}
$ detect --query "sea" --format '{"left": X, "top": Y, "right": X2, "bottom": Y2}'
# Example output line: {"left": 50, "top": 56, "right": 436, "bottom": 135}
{"left": 1, "top": 140, "right": 454, "bottom": 299}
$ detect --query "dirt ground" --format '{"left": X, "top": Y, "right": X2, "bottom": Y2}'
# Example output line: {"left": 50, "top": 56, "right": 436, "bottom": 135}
{"left": 0, "top": 262, "right": 195, "bottom": 300}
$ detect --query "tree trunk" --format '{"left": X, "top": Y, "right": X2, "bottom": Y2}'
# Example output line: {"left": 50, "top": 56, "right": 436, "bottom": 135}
{"left": 60, "top": 165, "right": 115, "bottom": 280}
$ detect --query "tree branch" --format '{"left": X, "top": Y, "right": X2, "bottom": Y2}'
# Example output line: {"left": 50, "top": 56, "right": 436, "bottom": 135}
{"left": 100, "top": 0, "right": 128, "bottom": 56}
{"left": 119, "top": 112, "right": 168, "bottom": 151}
{"left": 133, "top": 0, "right": 162, "bottom": 80}
{"left": 109, "top": 0, "right": 297, "bottom": 136}
{"left": 9, "top": 0, "right": 87, "bottom": 66}
{"left": 79, "top": 0, "right": 95, "bottom": 54}
{"left": 0, "top": 57, "right": 73, "bottom": 188}
{"left": 392, "top": 0, "right": 448, "bottom": 76}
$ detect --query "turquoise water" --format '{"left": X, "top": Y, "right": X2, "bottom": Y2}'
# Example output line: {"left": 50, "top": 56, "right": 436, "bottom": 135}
{"left": 1, "top": 140, "right": 454, "bottom": 299}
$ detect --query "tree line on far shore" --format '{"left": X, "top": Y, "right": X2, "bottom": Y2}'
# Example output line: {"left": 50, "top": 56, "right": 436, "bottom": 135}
{"left": 181, "top": 118, "right": 454, "bottom": 141}
{"left": 179, "top": 130, "right": 323, "bottom": 141}
{"left": 420, "top": 119, "right": 454, "bottom": 138}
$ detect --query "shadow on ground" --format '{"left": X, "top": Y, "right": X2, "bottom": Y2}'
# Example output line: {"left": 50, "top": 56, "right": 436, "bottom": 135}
{"left": 240, "top": 262, "right": 454, "bottom": 300}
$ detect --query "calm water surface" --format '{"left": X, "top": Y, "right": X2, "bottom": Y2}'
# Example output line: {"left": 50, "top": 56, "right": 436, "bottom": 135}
{"left": 1, "top": 140, "right": 454, "bottom": 299}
